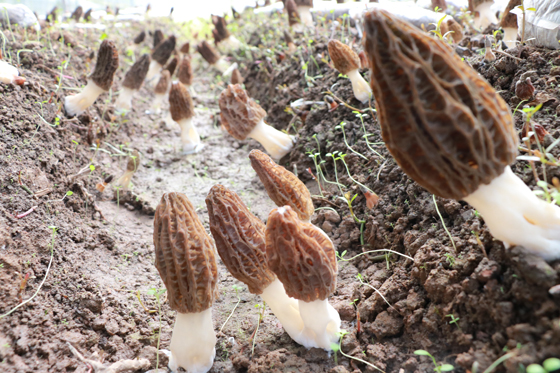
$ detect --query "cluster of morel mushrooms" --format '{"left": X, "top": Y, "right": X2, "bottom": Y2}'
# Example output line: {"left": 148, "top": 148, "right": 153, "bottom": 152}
{"left": 59, "top": 0, "right": 560, "bottom": 372}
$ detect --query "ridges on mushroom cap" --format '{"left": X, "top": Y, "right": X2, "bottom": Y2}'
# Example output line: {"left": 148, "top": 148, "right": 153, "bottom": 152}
{"left": 154, "top": 192, "right": 219, "bottom": 313}
{"left": 169, "top": 82, "right": 194, "bottom": 121}
{"left": 197, "top": 41, "right": 221, "bottom": 65}
{"left": 218, "top": 84, "right": 267, "bottom": 140}
{"left": 153, "top": 29, "right": 164, "bottom": 49}
{"left": 500, "top": 0, "right": 521, "bottom": 28}
{"left": 285, "top": 0, "right": 300, "bottom": 26}
{"left": 89, "top": 39, "right": 119, "bottom": 91}
{"left": 206, "top": 185, "right": 276, "bottom": 295}
{"left": 212, "top": 15, "right": 231, "bottom": 43}
{"left": 71, "top": 6, "right": 83, "bottom": 21}
{"left": 265, "top": 206, "right": 337, "bottom": 302}
{"left": 177, "top": 57, "right": 193, "bottom": 86}
{"left": 363, "top": 9, "right": 517, "bottom": 200}
{"left": 328, "top": 39, "right": 360, "bottom": 75}
{"left": 154, "top": 70, "right": 171, "bottom": 94}
{"left": 249, "top": 149, "right": 314, "bottom": 221}
{"left": 165, "top": 56, "right": 179, "bottom": 76}
{"left": 152, "top": 35, "right": 176, "bottom": 66}
{"left": 134, "top": 30, "right": 146, "bottom": 44}
{"left": 122, "top": 54, "right": 151, "bottom": 90}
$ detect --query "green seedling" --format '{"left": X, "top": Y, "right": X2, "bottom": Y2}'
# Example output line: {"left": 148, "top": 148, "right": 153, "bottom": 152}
{"left": 526, "top": 358, "right": 560, "bottom": 373}
{"left": 147, "top": 287, "right": 167, "bottom": 371}
{"left": 335, "top": 122, "right": 367, "bottom": 160}
{"left": 331, "top": 330, "right": 384, "bottom": 372}
{"left": 433, "top": 195, "right": 458, "bottom": 252}
{"left": 414, "top": 350, "right": 454, "bottom": 372}
{"left": 249, "top": 302, "right": 266, "bottom": 356}
{"left": 220, "top": 284, "right": 243, "bottom": 332}
{"left": 445, "top": 314, "right": 460, "bottom": 330}
{"left": 353, "top": 111, "right": 384, "bottom": 159}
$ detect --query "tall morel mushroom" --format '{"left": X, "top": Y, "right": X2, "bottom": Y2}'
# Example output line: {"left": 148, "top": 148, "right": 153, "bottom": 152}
{"left": 249, "top": 149, "right": 314, "bottom": 222}
{"left": 328, "top": 39, "right": 372, "bottom": 104}
{"left": 196, "top": 40, "right": 233, "bottom": 74}
{"left": 152, "top": 69, "right": 171, "bottom": 113}
{"left": 500, "top": 0, "right": 521, "bottom": 48}
{"left": 364, "top": 9, "right": 560, "bottom": 260}
{"left": 285, "top": 0, "right": 302, "bottom": 32}
{"left": 71, "top": 6, "right": 83, "bottom": 22}
{"left": 147, "top": 35, "right": 176, "bottom": 81}
{"left": 205, "top": 185, "right": 305, "bottom": 342}
{"left": 153, "top": 29, "right": 164, "bottom": 49}
{"left": 266, "top": 206, "right": 341, "bottom": 350}
{"left": 115, "top": 54, "right": 150, "bottom": 111}
{"left": 154, "top": 192, "right": 219, "bottom": 373}
{"left": 169, "top": 81, "right": 202, "bottom": 154}
{"left": 114, "top": 150, "right": 140, "bottom": 190}
{"left": 219, "top": 84, "right": 295, "bottom": 160}
{"left": 177, "top": 56, "right": 193, "bottom": 87}
{"left": 64, "top": 40, "right": 119, "bottom": 117}
{"left": 468, "top": 0, "right": 498, "bottom": 29}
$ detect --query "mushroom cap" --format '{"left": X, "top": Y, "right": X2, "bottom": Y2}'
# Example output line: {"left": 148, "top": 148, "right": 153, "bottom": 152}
{"left": 153, "top": 29, "right": 164, "bottom": 49}
{"left": 126, "top": 150, "right": 140, "bottom": 172}
{"left": 363, "top": 9, "right": 517, "bottom": 200}
{"left": 71, "top": 6, "right": 83, "bottom": 21}
{"left": 444, "top": 18, "right": 464, "bottom": 44}
{"left": 180, "top": 42, "right": 190, "bottom": 54}
{"left": 231, "top": 68, "right": 243, "bottom": 85}
{"left": 265, "top": 206, "right": 337, "bottom": 302}
{"left": 218, "top": 84, "right": 267, "bottom": 141}
{"left": 206, "top": 185, "right": 276, "bottom": 295}
{"left": 165, "top": 56, "right": 179, "bottom": 76}
{"left": 152, "top": 35, "right": 176, "bottom": 66}
{"left": 154, "top": 69, "right": 171, "bottom": 95}
{"left": 83, "top": 8, "right": 92, "bottom": 21}
{"left": 89, "top": 39, "right": 119, "bottom": 91}
{"left": 284, "top": 30, "right": 294, "bottom": 45}
{"left": 285, "top": 0, "right": 300, "bottom": 26}
{"left": 249, "top": 149, "right": 314, "bottom": 221}
{"left": 197, "top": 41, "right": 220, "bottom": 65}
{"left": 500, "top": 0, "right": 521, "bottom": 28}
{"left": 177, "top": 57, "right": 193, "bottom": 86}
{"left": 134, "top": 31, "right": 146, "bottom": 45}
{"left": 169, "top": 82, "right": 194, "bottom": 121}
{"left": 122, "top": 54, "right": 151, "bottom": 90}
{"left": 294, "top": 0, "right": 313, "bottom": 6}
{"left": 153, "top": 192, "right": 219, "bottom": 314}
{"left": 212, "top": 15, "right": 231, "bottom": 43}
{"left": 328, "top": 39, "right": 360, "bottom": 75}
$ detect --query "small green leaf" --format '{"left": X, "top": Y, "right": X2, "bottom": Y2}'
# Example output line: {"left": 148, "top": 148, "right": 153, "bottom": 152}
{"left": 526, "top": 7, "right": 536, "bottom": 11}
{"left": 414, "top": 350, "right": 432, "bottom": 356}
{"left": 440, "top": 364, "right": 454, "bottom": 371}
{"left": 544, "top": 358, "right": 560, "bottom": 372}
{"left": 99, "top": 32, "right": 108, "bottom": 41}
{"left": 526, "top": 364, "right": 547, "bottom": 373}
{"left": 89, "top": 165, "right": 95, "bottom": 171}
{"left": 66, "top": 191, "right": 73, "bottom": 196}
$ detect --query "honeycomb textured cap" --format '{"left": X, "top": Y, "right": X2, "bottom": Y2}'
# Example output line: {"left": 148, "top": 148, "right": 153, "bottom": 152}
{"left": 177, "top": 57, "right": 193, "bottom": 86}
{"left": 153, "top": 192, "right": 219, "bottom": 313}
{"left": 328, "top": 39, "right": 360, "bottom": 75}
{"left": 126, "top": 150, "right": 140, "bottom": 172}
{"left": 500, "top": 0, "right": 521, "bottom": 28}
{"left": 154, "top": 70, "right": 171, "bottom": 94}
{"left": 197, "top": 41, "right": 220, "bottom": 65}
{"left": 89, "top": 39, "right": 119, "bottom": 91}
{"left": 169, "top": 82, "right": 194, "bottom": 121}
{"left": 152, "top": 35, "right": 176, "bottom": 66}
{"left": 265, "top": 206, "right": 337, "bottom": 302}
{"left": 363, "top": 9, "right": 517, "bottom": 200}
{"left": 285, "top": 0, "right": 300, "bottom": 26}
{"left": 212, "top": 15, "right": 230, "bottom": 43}
{"left": 71, "top": 6, "right": 83, "bottom": 21}
{"left": 218, "top": 84, "right": 267, "bottom": 140}
{"left": 206, "top": 185, "right": 276, "bottom": 294}
{"left": 249, "top": 149, "right": 314, "bottom": 221}
{"left": 134, "top": 30, "right": 146, "bottom": 44}
{"left": 122, "top": 54, "right": 151, "bottom": 90}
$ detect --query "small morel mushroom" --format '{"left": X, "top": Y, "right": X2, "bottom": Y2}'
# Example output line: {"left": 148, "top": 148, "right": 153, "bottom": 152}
{"left": 515, "top": 76, "right": 535, "bottom": 101}
{"left": 64, "top": 40, "right": 119, "bottom": 117}
{"left": 500, "top": 0, "right": 521, "bottom": 48}
{"left": 83, "top": 8, "right": 92, "bottom": 22}
{"left": 440, "top": 18, "right": 464, "bottom": 43}
{"left": 95, "top": 175, "right": 114, "bottom": 193}
{"left": 294, "top": 0, "right": 314, "bottom": 27}
{"left": 230, "top": 68, "right": 243, "bottom": 85}
{"left": 152, "top": 69, "right": 171, "bottom": 113}
{"left": 115, "top": 150, "right": 140, "bottom": 190}
{"left": 212, "top": 15, "right": 241, "bottom": 51}
{"left": 180, "top": 42, "right": 190, "bottom": 54}
{"left": 328, "top": 39, "right": 372, "bottom": 104}
{"left": 364, "top": 9, "right": 560, "bottom": 260}
{"left": 177, "top": 56, "right": 193, "bottom": 87}
{"left": 249, "top": 149, "right": 314, "bottom": 222}
{"left": 196, "top": 40, "right": 232, "bottom": 74}
{"left": 165, "top": 56, "right": 178, "bottom": 77}
{"left": 484, "top": 36, "right": 496, "bottom": 62}
{"left": 468, "top": 0, "right": 499, "bottom": 29}
{"left": 205, "top": 185, "right": 305, "bottom": 341}
{"left": 169, "top": 82, "right": 202, "bottom": 154}
{"left": 134, "top": 30, "right": 146, "bottom": 45}
{"left": 115, "top": 54, "right": 151, "bottom": 111}
{"left": 153, "top": 29, "right": 164, "bottom": 49}
{"left": 219, "top": 84, "right": 296, "bottom": 160}
{"left": 284, "top": 30, "right": 297, "bottom": 54}
{"left": 266, "top": 206, "right": 341, "bottom": 350}
{"left": 153, "top": 192, "right": 218, "bottom": 373}
{"left": 286, "top": 0, "right": 302, "bottom": 32}
{"left": 147, "top": 35, "right": 176, "bottom": 81}
{"left": 71, "top": 6, "right": 83, "bottom": 22}
{"left": 46, "top": 6, "right": 57, "bottom": 23}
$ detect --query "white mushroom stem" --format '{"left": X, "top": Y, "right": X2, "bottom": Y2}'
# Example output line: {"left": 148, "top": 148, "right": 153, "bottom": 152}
{"left": 248, "top": 119, "right": 296, "bottom": 160}
{"left": 169, "top": 309, "right": 216, "bottom": 373}
{"left": 213, "top": 58, "right": 235, "bottom": 74}
{"left": 503, "top": 27, "right": 518, "bottom": 49}
{"left": 146, "top": 60, "right": 163, "bottom": 81}
{"left": 260, "top": 278, "right": 304, "bottom": 342}
{"left": 463, "top": 166, "right": 560, "bottom": 261}
{"left": 64, "top": 80, "right": 106, "bottom": 117}
{"left": 218, "top": 35, "right": 242, "bottom": 52}
{"left": 296, "top": 298, "right": 341, "bottom": 351}
{"left": 297, "top": 6, "right": 314, "bottom": 27}
{"left": 176, "top": 117, "right": 203, "bottom": 154}
{"left": 0, "top": 60, "right": 21, "bottom": 84}
{"left": 115, "top": 87, "right": 135, "bottom": 111}
{"left": 152, "top": 93, "right": 165, "bottom": 114}
{"left": 473, "top": 1, "right": 499, "bottom": 29}
{"left": 115, "top": 170, "right": 134, "bottom": 190}
{"left": 346, "top": 69, "right": 372, "bottom": 104}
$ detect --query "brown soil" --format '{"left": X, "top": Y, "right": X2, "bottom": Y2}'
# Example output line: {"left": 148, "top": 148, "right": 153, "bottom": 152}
{"left": 0, "top": 8, "right": 559, "bottom": 373}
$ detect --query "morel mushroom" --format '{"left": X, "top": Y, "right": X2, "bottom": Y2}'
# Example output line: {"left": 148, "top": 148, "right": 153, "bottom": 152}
{"left": 147, "top": 35, "right": 176, "bottom": 81}
{"left": 165, "top": 56, "right": 178, "bottom": 77}
{"left": 249, "top": 149, "right": 314, "bottom": 222}
{"left": 212, "top": 15, "right": 241, "bottom": 52}
{"left": 71, "top": 6, "right": 83, "bottom": 22}
{"left": 83, "top": 8, "right": 92, "bottom": 22}
{"left": 230, "top": 68, "right": 243, "bottom": 85}
{"left": 115, "top": 54, "right": 151, "bottom": 111}
{"left": 515, "top": 73, "right": 535, "bottom": 101}
{"left": 64, "top": 40, "right": 119, "bottom": 117}
{"left": 152, "top": 69, "right": 171, "bottom": 113}
{"left": 285, "top": 0, "right": 302, "bottom": 32}
{"left": 177, "top": 56, "right": 193, "bottom": 87}
{"left": 500, "top": 0, "right": 521, "bottom": 49}
{"left": 266, "top": 206, "right": 341, "bottom": 350}
{"left": 328, "top": 39, "right": 372, "bottom": 104}
{"left": 219, "top": 84, "right": 295, "bottom": 160}
{"left": 153, "top": 29, "right": 164, "bottom": 49}
{"left": 364, "top": 9, "right": 560, "bottom": 260}
{"left": 468, "top": 0, "right": 498, "bottom": 29}
{"left": 115, "top": 150, "right": 140, "bottom": 190}
{"left": 169, "top": 82, "right": 202, "bottom": 154}
{"left": 284, "top": 30, "right": 297, "bottom": 54}
{"left": 0, "top": 60, "right": 25, "bottom": 85}
{"left": 154, "top": 192, "right": 219, "bottom": 373}
{"left": 294, "top": 0, "right": 314, "bottom": 27}
{"left": 205, "top": 185, "right": 305, "bottom": 341}
{"left": 431, "top": 0, "right": 447, "bottom": 11}
{"left": 196, "top": 40, "right": 233, "bottom": 74}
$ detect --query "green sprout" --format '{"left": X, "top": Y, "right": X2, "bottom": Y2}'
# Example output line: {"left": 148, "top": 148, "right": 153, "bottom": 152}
{"left": 414, "top": 350, "right": 454, "bottom": 372}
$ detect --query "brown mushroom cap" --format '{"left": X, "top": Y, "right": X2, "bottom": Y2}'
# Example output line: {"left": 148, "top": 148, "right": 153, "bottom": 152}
{"left": 165, "top": 56, "right": 178, "bottom": 76}
{"left": 153, "top": 29, "right": 164, "bottom": 49}
{"left": 83, "top": 8, "right": 92, "bottom": 22}
{"left": 152, "top": 35, "right": 176, "bottom": 66}
{"left": 444, "top": 18, "right": 464, "bottom": 44}
{"left": 431, "top": 0, "right": 447, "bottom": 11}
{"left": 285, "top": 0, "right": 300, "bottom": 26}
{"left": 154, "top": 192, "right": 219, "bottom": 314}
{"left": 500, "top": 0, "right": 521, "bottom": 28}
{"left": 284, "top": 30, "right": 294, "bottom": 45}
{"left": 206, "top": 185, "right": 276, "bottom": 295}
{"left": 328, "top": 39, "right": 360, "bottom": 75}
{"left": 154, "top": 70, "right": 171, "bottom": 95}
{"left": 71, "top": 6, "right": 83, "bottom": 21}
{"left": 231, "top": 68, "right": 243, "bottom": 85}
{"left": 169, "top": 82, "right": 194, "bottom": 121}
{"left": 218, "top": 84, "right": 266, "bottom": 140}
{"left": 197, "top": 41, "right": 221, "bottom": 65}
{"left": 177, "top": 57, "right": 193, "bottom": 86}
{"left": 180, "top": 42, "right": 190, "bottom": 54}
{"left": 249, "top": 149, "right": 314, "bottom": 221}
{"left": 363, "top": 9, "right": 517, "bottom": 200}
{"left": 212, "top": 15, "right": 231, "bottom": 43}
{"left": 89, "top": 40, "right": 119, "bottom": 91}
{"left": 294, "top": 0, "right": 313, "bottom": 6}
{"left": 126, "top": 150, "right": 140, "bottom": 172}
{"left": 265, "top": 206, "right": 337, "bottom": 302}
{"left": 134, "top": 31, "right": 146, "bottom": 45}
{"left": 122, "top": 54, "right": 151, "bottom": 90}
